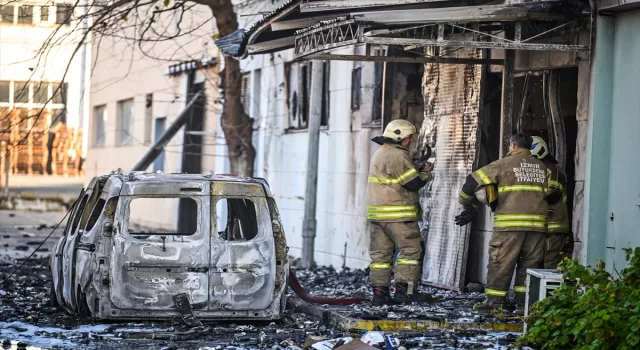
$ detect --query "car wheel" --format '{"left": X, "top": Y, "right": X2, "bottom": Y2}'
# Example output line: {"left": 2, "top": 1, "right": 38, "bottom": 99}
{"left": 49, "top": 280, "right": 60, "bottom": 309}
{"left": 77, "top": 286, "right": 91, "bottom": 319}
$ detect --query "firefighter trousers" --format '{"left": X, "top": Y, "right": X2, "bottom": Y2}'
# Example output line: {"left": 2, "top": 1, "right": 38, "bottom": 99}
{"left": 485, "top": 230, "right": 544, "bottom": 301}
{"left": 369, "top": 221, "right": 422, "bottom": 287}
{"left": 543, "top": 233, "right": 573, "bottom": 269}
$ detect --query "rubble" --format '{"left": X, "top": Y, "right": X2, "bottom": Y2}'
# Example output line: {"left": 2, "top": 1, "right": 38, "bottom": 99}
{"left": 0, "top": 212, "right": 522, "bottom": 349}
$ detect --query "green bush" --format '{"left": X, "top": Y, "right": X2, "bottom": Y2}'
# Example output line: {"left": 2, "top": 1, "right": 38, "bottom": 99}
{"left": 518, "top": 247, "right": 640, "bottom": 350}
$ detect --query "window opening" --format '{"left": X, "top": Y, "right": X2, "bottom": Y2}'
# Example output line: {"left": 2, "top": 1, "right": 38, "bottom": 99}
{"left": 216, "top": 198, "right": 258, "bottom": 241}
{"left": 128, "top": 197, "right": 197, "bottom": 237}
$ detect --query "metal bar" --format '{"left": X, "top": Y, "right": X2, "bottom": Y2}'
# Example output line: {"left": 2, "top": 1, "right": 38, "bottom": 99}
{"left": 301, "top": 61, "right": 324, "bottom": 269}
{"left": 306, "top": 53, "right": 503, "bottom": 65}
{"left": 300, "top": 0, "right": 452, "bottom": 12}
{"left": 364, "top": 36, "right": 590, "bottom": 52}
{"left": 515, "top": 22, "right": 522, "bottom": 43}
{"left": 132, "top": 90, "right": 203, "bottom": 172}
{"left": 500, "top": 38, "right": 516, "bottom": 158}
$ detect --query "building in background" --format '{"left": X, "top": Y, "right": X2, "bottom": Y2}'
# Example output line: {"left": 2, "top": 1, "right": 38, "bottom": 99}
{"left": 85, "top": 4, "right": 221, "bottom": 230}
{"left": 0, "top": 1, "right": 88, "bottom": 176}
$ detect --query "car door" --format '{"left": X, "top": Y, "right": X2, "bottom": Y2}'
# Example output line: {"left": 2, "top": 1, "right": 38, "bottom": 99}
{"left": 61, "top": 178, "right": 99, "bottom": 310}
{"left": 209, "top": 182, "right": 276, "bottom": 312}
{"left": 51, "top": 188, "right": 85, "bottom": 311}
{"left": 109, "top": 181, "right": 211, "bottom": 311}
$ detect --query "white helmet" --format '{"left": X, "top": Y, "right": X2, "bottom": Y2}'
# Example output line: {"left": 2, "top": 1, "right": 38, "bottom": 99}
{"left": 382, "top": 119, "right": 418, "bottom": 142}
{"left": 530, "top": 136, "right": 549, "bottom": 160}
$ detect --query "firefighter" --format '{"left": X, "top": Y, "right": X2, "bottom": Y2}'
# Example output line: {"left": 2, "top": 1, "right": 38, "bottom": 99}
{"left": 530, "top": 136, "right": 574, "bottom": 268}
{"left": 367, "top": 119, "right": 434, "bottom": 306}
{"left": 455, "top": 133, "right": 548, "bottom": 311}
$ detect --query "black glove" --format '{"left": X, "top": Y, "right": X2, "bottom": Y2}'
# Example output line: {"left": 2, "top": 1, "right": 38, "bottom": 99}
{"left": 454, "top": 205, "right": 477, "bottom": 226}
{"left": 414, "top": 144, "right": 432, "bottom": 171}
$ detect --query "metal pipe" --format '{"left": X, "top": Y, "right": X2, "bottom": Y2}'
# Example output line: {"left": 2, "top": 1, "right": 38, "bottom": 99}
{"left": 131, "top": 90, "right": 203, "bottom": 171}
{"left": 301, "top": 61, "right": 324, "bottom": 269}
{"left": 548, "top": 70, "right": 567, "bottom": 170}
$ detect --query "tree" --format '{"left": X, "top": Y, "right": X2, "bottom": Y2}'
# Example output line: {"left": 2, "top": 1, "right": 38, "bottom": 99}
{"left": 2, "top": 0, "right": 255, "bottom": 176}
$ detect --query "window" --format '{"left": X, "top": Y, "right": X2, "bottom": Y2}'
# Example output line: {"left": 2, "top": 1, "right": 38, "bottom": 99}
{"left": 128, "top": 197, "right": 197, "bottom": 236}
{"left": 40, "top": 6, "right": 49, "bottom": 23}
{"left": 252, "top": 69, "right": 262, "bottom": 119}
{"left": 85, "top": 198, "right": 106, "bottom": 232}
{"left": 13, "top": 81, "right": 29, "bottom": 104}
{"left": 55, "top": 4, "right": 72, "bottom": 25}
{"left": 241, "top": 73, "right": 250, "bottom": 115}
{"left": 17, "top": 5, "right": 33, "bottom": 24}
{"left": 153, "top": 117, "right": 166, "bottom": 172}
{"left": 117, "top": 99, "right": 134, "bottom": 145}
{"left": 93, "top": 105, "right": 106, "bottom": 147}
{"left": 33, "top": 82, "right": 48, "bottom": 104}
{"left": 0, "top": 81, "right": 10, "bottom": 103}
{"left": 372, "top": 60, "right": 384, "bottom": 124}
{"left": 1, "top": 5, "right": 14, "bottom": 23}
{"left": 286, "top": 61, "right": 330, "bottom": 130}
{"left": 144, "top": 93, "right": 152, "bottom": 144}
{"left": 215, "top": 198, "right": 258, "bottom": 241}
{"left": 51, "top": 83, "right": 67, "bottom": 104}
{"left": 351, "top": 67, "right": 361, "bottom": 110}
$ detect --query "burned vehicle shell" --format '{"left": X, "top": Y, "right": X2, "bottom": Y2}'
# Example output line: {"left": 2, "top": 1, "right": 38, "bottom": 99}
{"left": 49, "top": 172, "right": 289, "bottom": 321}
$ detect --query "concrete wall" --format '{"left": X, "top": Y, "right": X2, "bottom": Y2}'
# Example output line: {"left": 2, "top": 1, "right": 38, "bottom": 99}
{"left": 583, "top": 11, "right": 640, "bottom": 270}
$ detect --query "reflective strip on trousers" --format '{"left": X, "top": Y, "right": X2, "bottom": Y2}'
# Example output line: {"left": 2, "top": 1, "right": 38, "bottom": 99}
{"left": 475, "top": 169, "right": 492, "bottom": 185}
{"left": 396, "top": 258, "right": 419, "bottom": 266}
{"left": 485, "top": 288, "right": 507, "bottom": 297}
{"left": 367, "top": 205, "right": 420, "bottom": 220}
{"left": 548, "top": 221, "right": 570, "bottom": 232}
{"left": 513, "top": 285, "right": 527, "bottom": 293}
{"left": 494, "top": 221, "right": 547, "bottom": 229}
{"left": 498, "top": 185, "right": 547, "bottom": 194}
{"left": 494, "top": 214, "right": 547, "bottom": 222}
{"left": 370, "top": 263, "right": 392, "bottom": 270}
{"left": 368, "top": 168, "right": 417, "bottom": 185}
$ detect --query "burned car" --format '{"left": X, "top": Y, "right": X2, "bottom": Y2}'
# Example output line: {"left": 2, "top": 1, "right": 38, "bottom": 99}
{"left": 49, "top": 171, "right": 289, "bottom": 321}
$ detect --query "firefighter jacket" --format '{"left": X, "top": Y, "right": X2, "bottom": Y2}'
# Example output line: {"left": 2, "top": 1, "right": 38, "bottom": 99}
{"left": 367, "top": 143, "right": 431, "bottom": 222}
{"left": 545, "top": 160, "right": 570, "bottom": 233}
{"left": 458, "top": 148, "right": 548, "bottom": 232}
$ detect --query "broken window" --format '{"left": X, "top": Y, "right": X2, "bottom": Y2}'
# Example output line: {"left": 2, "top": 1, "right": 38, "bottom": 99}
{"left": 286, "top": 61, "right": 329, "bottom": 130}
{"left": 215, "top": 198, "right": 258, "bottom": 241}
{"left": 351, "top": 67, "right": 361, "bottom": 110}
{"left": 127, "top": 197, "right": 197, "bottom": 237}
{"left": 85, "top": 198, "right": 106, "bottom": 232}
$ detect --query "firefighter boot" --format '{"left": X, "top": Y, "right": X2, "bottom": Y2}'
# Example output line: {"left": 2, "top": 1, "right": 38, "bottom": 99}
{"left": 393, "top": 282, "right": 433, "bottom": 304}
{"left": 473, "top": 296, "right": 507, "bottom": 313}
{"left": 371, "top": 287, "right": 391, "bottom": 306}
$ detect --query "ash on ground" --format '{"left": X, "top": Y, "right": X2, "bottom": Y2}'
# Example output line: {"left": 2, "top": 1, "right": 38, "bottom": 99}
{"left": 0, "top": 211, "right": 522, "bottom": 349}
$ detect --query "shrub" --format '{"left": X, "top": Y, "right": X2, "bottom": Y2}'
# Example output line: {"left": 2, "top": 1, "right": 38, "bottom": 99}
{"left": 518, "top": 247, "right": 640, "bottom": 350}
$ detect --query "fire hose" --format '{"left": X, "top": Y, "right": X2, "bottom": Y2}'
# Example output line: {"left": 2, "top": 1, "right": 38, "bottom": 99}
{"left": 287, "top": 268, "right": 366, "bottom": 305}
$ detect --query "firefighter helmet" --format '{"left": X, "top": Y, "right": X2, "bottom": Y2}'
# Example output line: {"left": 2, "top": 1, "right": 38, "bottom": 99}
{"left": 530, "top": 136, "right": 549, "bottom": 160}
{"left": 382, "top": 120, "right": 418, "bottom": 142}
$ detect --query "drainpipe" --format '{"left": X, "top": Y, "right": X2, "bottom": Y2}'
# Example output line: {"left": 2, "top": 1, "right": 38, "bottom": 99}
{"left": 301, "top": 61, "right": 324, "bottom": 269}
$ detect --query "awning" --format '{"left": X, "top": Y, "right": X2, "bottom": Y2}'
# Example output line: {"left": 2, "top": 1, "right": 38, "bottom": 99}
{"left": 216, "top": 0, "right": 590, "bottom": 61}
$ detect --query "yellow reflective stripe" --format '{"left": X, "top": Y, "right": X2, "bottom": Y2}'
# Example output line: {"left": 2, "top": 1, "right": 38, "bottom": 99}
{"left": 548, "top": 221, "right": 570, "bottom": 232}
{"left": 368, "top": 168, "right": 417, "bottom": 185}
{"left": 494, "top": 214, "right": 547, "bottom": 222}
{"left": 475, "top": 169, "right": 492, "bottom": 185}
{"left": 513, "top": 285, "right": 527, "bottom": 293}
{"left": 498, "top": 185, "right": 546, "bottom": 193}
{"left": 397, "top": 258, "right": 419, "bottom": 266}
{"left": 549, "top": 180, "right": 565, "bottom": 192}
{"left": 485, "top": 288, "right": 507, "bottom": 297}
{"left": 370, "top": 263, "right": 392, "bottom": 270}
{"left": 367, "top": 211, "right": 420, "bottom": 220}
{"left": 367, "top": 205, "right": 419, "bottom": 212}
{"left": 494, "top": 221, "right": 547, "bottom": 229}
{"left": 459, "top": 191, "right": 472, "bottom": 200}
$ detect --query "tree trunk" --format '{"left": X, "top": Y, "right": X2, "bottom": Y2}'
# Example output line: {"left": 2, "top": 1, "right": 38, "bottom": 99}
{"left": 207, "top": 0, "right": 255, "bottom": 177}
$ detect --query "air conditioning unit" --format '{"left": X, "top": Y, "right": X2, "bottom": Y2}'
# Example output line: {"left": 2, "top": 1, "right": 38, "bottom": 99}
{"left": 524, "top": 269, "right": 563, "bottom": 330}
